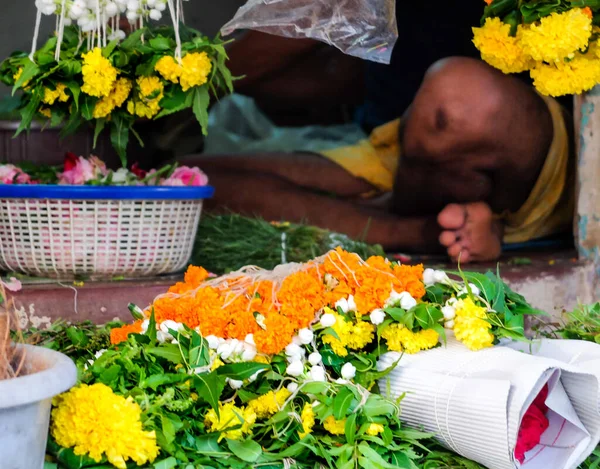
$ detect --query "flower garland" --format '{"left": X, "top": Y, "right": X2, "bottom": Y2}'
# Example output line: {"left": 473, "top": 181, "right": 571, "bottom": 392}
{"left": 0, "top": 0, "right": 233, "bottom": 166}
{"left": 42, "top": 249, "right": 545, "bottom": 468}
{"left": 473, "top": 1, "right": 600, "bottom": 96}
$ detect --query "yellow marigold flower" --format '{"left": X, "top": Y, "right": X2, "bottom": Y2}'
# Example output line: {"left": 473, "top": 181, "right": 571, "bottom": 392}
{"left": 205, "top": 402, "right": 256, "bottom": 441}
{"left": 138, "top": 76, "right": 164, "bottom": 99}
{"left": 42, "top": 83, "right": 69, "bottom": 105}
{"left": 94, "top": 78, "right": 132, "bottom": 119}
{"left": 321, "top": 309, "right": 375, "bottom": 356}
{"left": 211, "top": 356, "right": 224, "bottom": 371}
{"left": 39, "top": 107, "right": 52, "bottom": 118}
{"left": 254, "top": 355, "right": 271, "bottom": 364}
{"left": 323, "top": 415, "right": 346, "bottom": 435}
{"left": 81, "top": 48, "right": 118, "bottom": 98}
{"left": 521, "top": 9, "right": 592, "bottom": 63}
{"left": 155, "top": 55, "right": 182, "bottom": 83}
{"left": 180, "top": 51, "right": 212, "bottom": 92}
{"left": 247, "top": 388, "right": 291, "bottom": 419}
{"left": 381, "top": 324, "right": 439, "bottom": 354}
{"left": 366, "top": 423, "right": 385, "bottom": 436}
{"left": 472, "top": 18, "right": 533, "bottom": 74}
{"left": 453, "top": 298, "right": 494, "bottom": 351}
{"left": 530, "top": 53, "right": 600, "bottom": 97}
{"left": 298, "top": 403, "right": 315, "bottom": 438}
{"left": 127, "top": 99, "right": 161, "bottom": 119}
{"left": 51, "top": 383, "right": 159, "bottom": 469}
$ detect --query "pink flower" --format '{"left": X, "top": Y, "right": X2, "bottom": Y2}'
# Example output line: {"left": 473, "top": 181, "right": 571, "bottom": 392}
{"left": 0, "top": 164, "right": 32, "bottom": 184}
{"left": 161, "top": 166, "right": 209, "bottom": 187}
{"left": 58, "top": 155, "right": 107, "bottom": 185}
{"left": 1, "top": 277, "right": 22, "bottom": 292}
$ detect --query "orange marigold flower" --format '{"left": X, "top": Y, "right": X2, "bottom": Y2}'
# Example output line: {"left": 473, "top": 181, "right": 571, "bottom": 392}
{"left": 254, "top": 313, "right": 295, "bottom": 355}
{"left": 366, "top": 255, "right": 392, "bottom": 272}
{"left": 195, "top": 286, "right": 229, "bottom": 337}
{"left": 583, "top": 7, "right": 593, "bottom": 19}
{"left": 278, "top": 270, "right": 325, "bottom": 329}
{"left": 110, "top": 320, "right": 143, "bottom": 345}
{"left": 394, "top": 264, "right": 426, "bottom": 299}
{"left": 168, "top": 266, "right": 209, "bottom": 294}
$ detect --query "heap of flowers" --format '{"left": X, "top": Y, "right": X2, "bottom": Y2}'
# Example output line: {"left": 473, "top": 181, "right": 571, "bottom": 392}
{"left": 473, "top": 1, "right": 600, "bottom": 96}
{"left": 43, "top": 249, "right": 537, "bottom": 468}
{"left": 0, "top": 0, "right": 232, "bottom": 166}
{"left": 0, "top": 153, "right": 208, "bottom": 186}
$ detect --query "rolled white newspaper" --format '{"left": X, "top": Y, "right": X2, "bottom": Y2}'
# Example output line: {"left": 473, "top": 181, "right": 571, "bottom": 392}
{"left": 378, "top": 336, "right": 600, "bottom": 469}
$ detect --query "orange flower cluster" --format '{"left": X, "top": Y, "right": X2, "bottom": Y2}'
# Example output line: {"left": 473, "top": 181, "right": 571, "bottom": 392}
{"left": 110, "top": 249, "right": 426, "bottom": 355}
{"left": 109, "top": 320, "right": 143, "bottom": 345}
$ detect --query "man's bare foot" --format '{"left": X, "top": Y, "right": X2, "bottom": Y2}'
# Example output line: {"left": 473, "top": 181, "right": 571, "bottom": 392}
{"left": 437, "top": 202, "right": 503, "bottom": 263}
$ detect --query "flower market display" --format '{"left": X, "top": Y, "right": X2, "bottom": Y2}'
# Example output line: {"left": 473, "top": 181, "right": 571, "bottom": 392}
{"left": 22, "top": 247, "right": 588, "bottom": 469}
{"left": 473, "top": 1, "right": 600, "bottom": 96}
{"left": 0, "top": 0, "right": 233, "bottom": 165}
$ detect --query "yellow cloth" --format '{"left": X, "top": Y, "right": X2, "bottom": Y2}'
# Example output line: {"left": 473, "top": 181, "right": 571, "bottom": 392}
{"left": 320, "top": 96, "right": 573, "bottom": 244}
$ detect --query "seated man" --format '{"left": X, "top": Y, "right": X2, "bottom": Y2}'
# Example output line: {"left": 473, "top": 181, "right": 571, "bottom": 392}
{"left": 182, "top": 4, "right": 574, "bottom": 263}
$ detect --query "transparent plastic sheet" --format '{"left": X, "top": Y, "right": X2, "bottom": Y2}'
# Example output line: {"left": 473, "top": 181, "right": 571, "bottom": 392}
{"left": 220, "top": 0, "right": 398, "bottom": 64}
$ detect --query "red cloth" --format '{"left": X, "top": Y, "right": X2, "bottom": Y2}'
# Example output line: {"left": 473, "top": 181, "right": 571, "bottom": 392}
{"left": 515, "top": 385, "right": 550, "bottom": 463}
{"left": 64, "top": 152, "right": 79, "bottom": 172}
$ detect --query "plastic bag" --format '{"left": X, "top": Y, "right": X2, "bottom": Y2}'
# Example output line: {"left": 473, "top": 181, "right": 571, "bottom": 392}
{"left": 220, "top": 0, "right": 398, "bottom": 64}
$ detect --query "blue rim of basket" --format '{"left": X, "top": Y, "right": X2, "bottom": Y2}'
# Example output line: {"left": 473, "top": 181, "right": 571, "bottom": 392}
{"left": 0, "top": 184, "right": 215, "bottom": 200}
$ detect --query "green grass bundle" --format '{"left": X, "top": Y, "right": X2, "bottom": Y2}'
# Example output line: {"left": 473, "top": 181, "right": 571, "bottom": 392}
{"left": 191, "top": 213, "right": 385, "bottom": 274}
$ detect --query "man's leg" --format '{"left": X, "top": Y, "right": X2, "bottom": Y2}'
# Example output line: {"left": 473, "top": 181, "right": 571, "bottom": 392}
{"left": 393, "top": 57, "right": 556, "bottom": 262}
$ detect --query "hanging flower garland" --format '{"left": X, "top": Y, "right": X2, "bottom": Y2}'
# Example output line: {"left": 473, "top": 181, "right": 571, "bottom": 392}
{"left": 473, "top": 0, "right": 600, "bottom": 97}
{"left": 0, "top": 0, "right": 233, "bottom": 166}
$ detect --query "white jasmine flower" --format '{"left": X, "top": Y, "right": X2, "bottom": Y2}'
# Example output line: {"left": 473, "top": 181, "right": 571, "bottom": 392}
{"left": 149, "top": 8, "right": 162, "bottom": 20}
{"left": 286, "top": 360, "right": 304, "bottom": 377}
{"left": 230, "top": 339, "right": 244, "bottom": 356}
{"left": 227, "top": 378, "right": 244, "bottom": 390}
{"left": 205, "top": 335, "right": 220, "bottom": 350}
{"left": 308, "top": 352, "right": 322, "bottom": 366}
{"left": 244, "top": 334, "right": 255, "bottom": 346}
{"left": 104, "top": 1, "right": 118, "bottom": 16}
{"left": 298, "top": 328, "right": 314, "bottom": 345}
{"left": 126, "top": 9, "right": 138, "bottom": 21}
{"left": 94, "top": 349, "right": 107, "bottom": 359}
{"left": 370, "top": 309, "right": 386, "bottom": 325}
{"left": 447, "top": 297, "right": 457, "bottom": 307}
{"left": 433, "top": 270, "right": 450, "bottom": 284}
{"left": 335, "top": 378, "right": 348, "bottom": 385}
{"left": 155, "top": 0, "right": 166, "bottom": 11}
{"left": 146, "top": 0, "right": 157, "bottom": 6}
{"left": 441, "top": 306, "right": 456, "bottom": 321}
{"left": 241, "top": 345, "right": 257, "bottom": 362}
{"left": 423, "top": 268, "right": 436, "bottom": 286}
{"left": 309, "top": 365, "right": 327, "bottom": 382}
{"left": 217, "top": 343, "right": 232, "bottom": 361}
{"left": 140, "top": 319, "right": 149, "bottom": 334}
{"left": 398, "top": 291, "right": 417, "bottom": 311}
{"left": 126, "top": 0, "right": 139, "bottom": 10}
{"left": 248, "top": 369, "right": 266, "bottom": 383}
{"left": 156, "top": 330, "right": 171, "bottom": 343}
{"left": 160, "top": 320, "right": 184, "bottom": 334}
{"left": 341, "top": 362, "right": 357, "bottom": 380}
{"left": 287, "top": 382, "right": 299, "bottom": 393}
{"left": 444, "top": 320, "right": 455, "bottom": 329}
{"left": 320, "top": 313, "right": 336, "bottom": 328}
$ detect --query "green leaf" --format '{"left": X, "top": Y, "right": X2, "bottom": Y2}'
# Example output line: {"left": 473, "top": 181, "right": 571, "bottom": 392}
{"left": 226, "top": 439, "right": 262, "bottom": 463}
{"left": 66, "top": 326, "right": 89, "bottom": 347}
{"left": 390, "top": 451, "right": 417, "bottom": 469}
{"left": 384, "top": 307, "right": 414, "bottom": 329}
{"left": 333, "top": 387, "right": 355, "bottom": 420}
{"left": 161, "top": 414, "right": 177, "bottom": 445}
{"left": 146, "top": 344, "right": 183, "bottom": 365}
{"left": 344, "top": 412, "right": 357, "bottom": 445}
{"left": 504, "top": 313, "right": 525, "bottom": 336}
{"left": 413, "top": 303, "right": 443, "bottom": 330}
{"left": 150, "top": 36, "right": 173, "bottom": 51}
{"left": 216, "top": 362, "right": 270, "bottom": 381}
{"left": 188, "top": 332, "right": 209, "bottom": 368}
{"left": 143, "top": 372, "right": 188, "bottom": 390}
{"left": 194, "top": 371, "right": 226, "bottom": 413}
{"left": 102, "top": 39, "right": 119, "bottom": 58}
{"left": 363, "top": 395, "right": 397, "bottom": 418}
{"left": 81, "top": 94, "right": 97, "bottom": 121}
{"left": 302, "top": 381, "right": 329, "bottom": 395}
{"left": 93, "top": 118, "right": 106, "bottom": 149}
{"left": 58, "top": 107, "right": 82, "bottom": 138}
{"left": 13, "top": 59, "right": 39, "bottom": 95}
{"left": 192, "top": 85, "right": 210, "bottom": 136}
{"left": 147, "top": 308, "right": 157, "bottom": 342}
{"left": 110, "top": 113, "right": 130, "bottom": 167}
{"left": 98, "top": 364, "right": 121, "bottom": 385}
{"left": 358, "top": 442, "right": 395, "bottom": 469}
{"left": 47, "top": 436, "right": 104, "bottom": 468}
{"left": 120, "top": 28, "right": 145, "bottom": 50}
{"left": 15, "top": 91, "right": 41, "bottom": 136}
{"left": 153, "top": 457, "right": 178, "bottom": 469}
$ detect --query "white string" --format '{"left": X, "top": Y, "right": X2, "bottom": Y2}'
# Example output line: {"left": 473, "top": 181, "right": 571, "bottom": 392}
{"left": 166, "top": 0, "right": 182, "bottom": 60}
{"left": 96, "top": 0, "right": 102, "bottom": 48}
{"left": 55, "top": 0, "right": 67, "bottom": 61}
{"left": 280, "top": 232, "right": 287, "bottom": 265}
{"left": 29, "top": 8, "right": 43, "bottom": 61}
{"left": 58, "top": 282, "right": 80, "bottom": 315}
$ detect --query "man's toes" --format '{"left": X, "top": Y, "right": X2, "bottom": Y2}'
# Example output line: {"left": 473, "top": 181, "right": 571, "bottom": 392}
{"left": 439, "top": 231, "right": 457, "bottom": 247}
{"left": 437, "top": 203, "right": 467, "bottom": 230}
{"left": 447, "top": 243, "right": 466, "bottom": 260}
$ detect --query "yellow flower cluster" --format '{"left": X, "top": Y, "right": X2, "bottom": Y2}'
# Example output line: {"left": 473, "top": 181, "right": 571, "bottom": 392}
{"left": 323, "top": 415, "right": 346, "bottom": 435}
{"left": 93, "top": 78, "right": 132, "bottom": 119}
{"left": 81, "top": 48, "right": 118, "bottom": 98}
{"left": 298, "top": 403, "right": 315, "bottom": 438}
{"left": 366, "top": 423, "right": 385, "bottom": 436}
{"left": 248, "top": 388, "right": 291, "bottom": 419}
{"left": 127, "top": 76, "right": 164, "bottom": 119}
{"left": 205, "top": 402, "right": 256, "bottom": 441}
{"left": 155, "top": 52, "right": 212, "bottom": 92}
{"left": 380, "top": 324, "right": 439, "bottom": 354}
{"left": 51, "top": 383, "right": 159, "bottom": 469}
{"left": 452, "top": 298, "right": 495, "bottom": 351}
{"left": 321, "top": 308, "right": 375, "bottom": 357}
{"left": 42, "top": 83, "right": 69, "bottom": 105}
{"left": 473, "top": 8, "right": 599, "bottom": 96}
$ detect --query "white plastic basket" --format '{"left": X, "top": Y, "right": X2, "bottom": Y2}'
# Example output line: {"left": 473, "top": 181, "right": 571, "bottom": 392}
{"left": 0, "top": 185, "right": 214, "bottom": 279}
